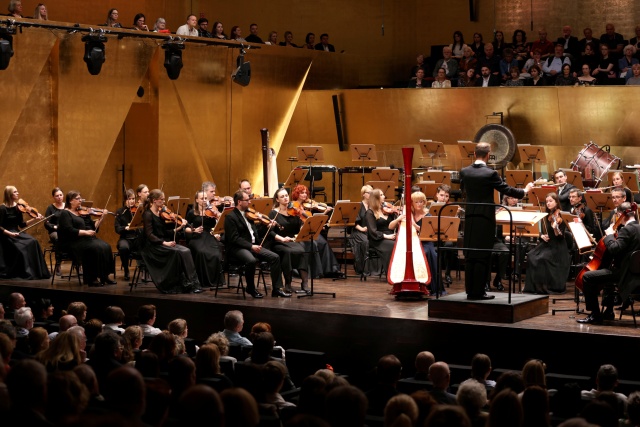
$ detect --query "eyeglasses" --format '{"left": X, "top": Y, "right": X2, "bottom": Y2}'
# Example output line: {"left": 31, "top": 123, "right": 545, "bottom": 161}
{"left": 612, "top": 196, "right": 624, "bottom": 199}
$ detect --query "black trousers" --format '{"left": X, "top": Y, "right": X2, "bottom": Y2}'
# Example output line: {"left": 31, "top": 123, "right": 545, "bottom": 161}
{"left": 582, "top": 268, "right": 619, "bottom": 313}
{"left": 230, "top": 247, "right": 283, "bottom": 292}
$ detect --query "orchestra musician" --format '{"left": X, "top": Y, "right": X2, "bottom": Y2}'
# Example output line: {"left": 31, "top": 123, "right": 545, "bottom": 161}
{"left": 291, "top": 184, "right": 342, "bottom": 278}
{"left": 239, "top": 179, "right": 254, "bottom": 198}
{"left": 267, "top": 188, "right": 310, "bottom": 294}
{"left": 610, "top": 171, "right": 633, "bottom": 204}
{"left": 601, "top": 188, "right": 627, "bottom": 230}
{"left": 136, "top": 184, "right": 150, "bottom": 206}
{"left": 0, "top": 186, "right": 50, "bottom": 279}
{"left": 350, "top": 185, "right": 373, "bottom": 276}
{"left": 569, "top": 188, "right": 601, "bottom": 240}
{"left": 410, "top": 191, "right": 440, "bottom": 294}
{"left": 114, "top": 189, "right": 140, "bottom": 281}
{"left": 363, "top": 188, "right": 404, "bottom": 274}
{"left": 184, "top": 190, "right": 225, "bottom": 289}
{"left": 140, "top": 189, "right": 203, "bottom": 294}
{"left": 460, "top": 142, "right": 532, "bottom": 300}
{"left": 58, "top": 190, "right": 115, "bottom": 286}
{"left": 554, "top": 170, "right": 576, "bottom": 212}
{"left": 44, "top": 187, "right": 65, "bottom": 275}
{"left": 577, "top": 202, "right": 640, "bottom": 325}
{"left": 523, "top": 192, "right": 571, "bottom": 294}
{"left": 225, "top": 190, "right": 289, "bottom": 298}
{"left": 432, "top": 184, "right": 456, "bottom": 286}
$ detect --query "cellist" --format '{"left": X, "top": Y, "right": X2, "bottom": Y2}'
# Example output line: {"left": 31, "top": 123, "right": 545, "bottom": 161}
{"left": 577, "top": 202, "right": 640, "bottom": 325}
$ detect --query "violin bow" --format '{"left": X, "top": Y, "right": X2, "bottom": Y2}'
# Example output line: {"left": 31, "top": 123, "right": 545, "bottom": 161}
{"left": 259, "top": 210, "right": 281, "bottom": 247}
{"left": 94, "top": 194, "right": 112, "bottom": 233}
{"left": 19, "top": 214, "right": 54, "bottom": 234}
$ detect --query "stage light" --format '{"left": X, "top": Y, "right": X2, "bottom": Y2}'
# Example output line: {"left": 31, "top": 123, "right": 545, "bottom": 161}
{"left": 162, "top": 40, "right": 184, "bottom": 80}
{"left": 0, "top": 27, "right": 16, "bottom": 71}
{"left": 81, "top": 32, "right": 107, "bottom": 76}
{"left": 232, "top": 47, "right": 251, "bottom": 87}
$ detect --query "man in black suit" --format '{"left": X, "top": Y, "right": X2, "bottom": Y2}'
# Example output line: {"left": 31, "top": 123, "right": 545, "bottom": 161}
{"left": 556, "top": 25, "right": 580, "bottom": 60}
{"left": 245, "top": 23, "right": 263, "bottom": 44}
{"left": 577, "top": 202, "right": 640, "bottom": 324}
{"left": 224, "top": 190, "right": 290, "bottom": 298}
{"left": 460, "top": 142, "right": 533, "bottom": 300}
{"left": 601, "top": 188, "right": 626, "bottom": 230}
{"left": 474, "top": 66, "right": 501, "bottom": 87}
{"left": 314, "top": 33, "right": 335, "bottom": 52}
{"left": 554, "top": 170, "right": 576, "bottom": 212}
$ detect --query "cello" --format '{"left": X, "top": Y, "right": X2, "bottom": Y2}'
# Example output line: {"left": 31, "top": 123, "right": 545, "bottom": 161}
{"left": 574, "top": 202, "right": 637, "bottom": 291}
{"left": 387, "top": 147, "right": 430, "bottom": 296}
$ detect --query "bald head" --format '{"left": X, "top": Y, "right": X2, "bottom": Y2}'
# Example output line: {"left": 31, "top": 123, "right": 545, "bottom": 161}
{"left": 59, "top": 314, "right": 78, "bottom": 331}
{"left": 429, "top": 361, "right": 451, "bottom": 389}
{"left": 415, "top": 351, "right": 435, "bottom": 373}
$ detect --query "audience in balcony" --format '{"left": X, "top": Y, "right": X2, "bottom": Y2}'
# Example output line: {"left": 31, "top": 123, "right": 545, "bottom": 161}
{"left": 303, "top": 32, "right": 315, "bottom": 49}
{"left": 531, "top": 28, "right": 555, "bottom": 59}
{"left": 246, "top": 23, "right": 264, "bottom": 44}
{"left": 279, "top": 31, "right": 298, "bottom": 47}
{"left": 132, "top": 13, "right": 149, "bottom": 31}
{"left": 7, "top": 0, "right": 22, "bottom": 18}
{"left": 197, "top": 17, "right": 212, "bottom": 37}
{"left": 433, "top": 46, "right": 459, "bottom": 81}
{"left": 102, "top": 8, "right": 122, "bottom": 28}
{"left": 512, "top": 29, "right": 530, "bottom": 66}
{"left": 230, "top": 26, "right": 246, "bottom": 42}
{"left": 600, "top": 23, "right": 625, "bottom": 59}
{"left": 492, "top": 30, "right": 508, "bottom": 58}
{"left": 450, "top": 31, "right": 467, "bottom": 60}
{"left": 153, "top": 17, "right": 170, "bottom": 33}
{"left": 593, "top": 44, "right": 617, "bottom": 85}
{"left": 626, "top": 63, "right": 640, "bottom": 85}
{"left": 469, "top": 32, "right": 484, "bottom": 58}
{"left": 579, "top": 27, "right": 600, "bottom": 55}
{"left": 557, "top": 25, "right": 581, "bottom": 60}
{"left": 176, "top": 14, "right": 198, "bottom": 37}
{"left": 578, "top": 64, "right": 597, "bottom": 86}
{"left": 212, "top": 21, "right": 227, "bottom": 39}
{"left": 432, "top": 68, "right": 451, "bottom": 88}
{"left": 33, "top": 3, "right": 47, "bottom": 20}
{"left": 499, "top": 48, "right": 519, "bottom": 81}
{"left": 478, "top": 43, "right": 501, "bottom": 75}
{"left": 555, "top": 63, "right": 579, "bottom": 86}
{"left": 618, "top": 44, "right": 638, "bottom": 81}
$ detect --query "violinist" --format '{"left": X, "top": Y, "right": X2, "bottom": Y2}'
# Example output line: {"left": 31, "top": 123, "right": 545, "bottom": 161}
{"left": 350, "top": 185, "right": 373, "bottom": 276}
{"left": 554, "top": 170, "right": 576, "bottom": 212}
{"left": 202, "top": 181, "right": 223, "bottom": 216}
{"left": 184, "top": 190, "right": 224, "bottom": 289}
{"left": 136, "top": 183, "right": 150, "bottom": 206}
{"left": 569, "top": 188, "right": 601, "bottom": 240}
{"left": 577, "top": 202, "right": 640, "bottom": 325}
{"left": 601, "top": 188, "right": 626, "bottom": 230}
{"left": 44, "top": 187, "right": 65, "bottom": 275}
{"left": 523, "top": 192, "right": 571, "bottom": 294}
{"left": 291, "top": 184, "right": 342, "bottom": 278}
{"left": 0, "top": 186, "right": 50, "bottom": 279}
{"left": 410, "top": 190, "right": 439, "bottom": 294}
{"left": 58, "top": 190, "right": 115, "bottom": 286}
{"left": 267, "top": 188, "right": 310, "bottom": 294}
{"left": 239, "top": 179, "right": 254, "bottom": 198}
{"left": 432, "top": 184, "right": 457, "bottom": 286}
{"left": 364, "top": 189, "right": 404, "bottom": 274}
{"left": 224, "top": 190, "right": 288, "bottom": 298}
{"left": 114, "top": 189, "right": 141, "bottom": 281}
{"left": 140, "top": 189, "right": 203, "bottom": 294}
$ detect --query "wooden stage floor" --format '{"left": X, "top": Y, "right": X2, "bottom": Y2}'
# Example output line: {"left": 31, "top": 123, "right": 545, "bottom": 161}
{"left": 2, "top": 262, "right": 639, "bottom": 386}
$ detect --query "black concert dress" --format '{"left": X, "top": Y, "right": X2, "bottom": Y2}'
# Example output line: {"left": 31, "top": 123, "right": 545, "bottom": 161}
{"left": 58, "top": 210, "right": 114, "bottom": 284}
{"left": 364, "top": 209, "right": 398, "bottom": 274}
{"left": 523, "top": 214, "right": 570, "bottom": 294}
{"left": 349, "top": 203, "right": 375, "bottom": 275}
{"left": 141, "top": 209, "right": 201, "bottom": 293}
{"left": 185, "top": 209, "right": 224, "bottom": 287}
{"left": 114, "top": 206, "right": 141, "bottom": 277}
{"left": 44, "top": 204, "right": 65, "bottom": 244}
{"left": 267, "top": 211, "right": 309, "bottom": 281}
{"left": 0, "top": 205, "right": 50, "bottom": 279}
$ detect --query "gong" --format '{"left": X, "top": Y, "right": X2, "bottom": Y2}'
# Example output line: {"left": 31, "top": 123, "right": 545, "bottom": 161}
{"left": 473, "top": 124, "right": 516, "bottom": 169}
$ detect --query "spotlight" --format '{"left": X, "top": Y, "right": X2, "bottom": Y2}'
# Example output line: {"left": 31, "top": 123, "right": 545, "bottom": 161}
{"left": 232, "top": 47, "right": 251, "bottom": 87}
{"left": 81, "top": 32, "right": 107, "bottom": 76}
{"left": 0, "top": 27, "right": 16, "bottom": 71}
{"left": 162, "top": 40, "right": 184, "bottom": 80}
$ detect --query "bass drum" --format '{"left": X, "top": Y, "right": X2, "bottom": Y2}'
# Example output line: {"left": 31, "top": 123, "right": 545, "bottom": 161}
{"left": 571, "top": 142, "right": 621, "bottom": 188}
{"left": 473, "top": 124, "right": 516, "bottom": 169}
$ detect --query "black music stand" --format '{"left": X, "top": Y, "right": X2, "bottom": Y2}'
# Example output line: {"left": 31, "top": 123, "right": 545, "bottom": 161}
{"left": 295, "top": 215, "right": 335, "bottom": 298}
{"left": 297, "top": 146, "right": 324, "bottom": 196}
{"left": 327, "top": 201, "right": 361, "bottom": 278}
{"left": 518, "top": 144, "right": 546, "bottom": 179}
{"left": 458, "top": 141, "right": 477, "bottom": 166}
{"left": 351, "top": 144, "right": 378, "bottom": 186}
{"left": 419, "top": 140, "right": 446, "bottom": 168}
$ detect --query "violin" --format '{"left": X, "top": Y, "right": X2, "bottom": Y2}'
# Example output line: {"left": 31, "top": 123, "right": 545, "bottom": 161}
{"left": 549, "top": 210, "right": 563, "bottom": 236}
{"left": 17, "top": 199, "right": 40, "bottom": 218}
{"left": 303, "top": 200, "right": 329, "bottom": 213}
{"left": 382, "top": 202, "right": 399, "bottom": 215}
{"left": 287, "top": 201, "right": 312, "bottom": 219}
{"left": 160, "top": 206, "right": 184, "bottom": 224}
{"left": 77, "top": 206, "right": 116, "bottom": 218}
{"left": 572, "top": 203, "right": 586, "bottom": 220}
{"left": 204, "top": 205, "right": 221, "bottom": 218}
{"left": 247, "top": 208, "right": 284, "bottom": 230}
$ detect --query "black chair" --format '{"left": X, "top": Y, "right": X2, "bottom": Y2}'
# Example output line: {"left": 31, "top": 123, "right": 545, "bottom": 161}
{"left": 304, "top": 169, "right": 327, "bottom": 202}
{"left": 285, "top": 349, "right": 326, "bottom": 386}
{"left": 255, "top": 261, "right": 270, "bottom": 294}
{"left": 50, "top": 248, "right": 82, "bottom": 286}
{"left": 397, "top": 378, "right": 433, "bottom": 394}
{"left": 43, "top": 242, "right": 55, "bottom": 275}
{"left": 218, "top": 256, "right": 247, "bottom": 299}
{"left": 360, "top": 248, "right": 383, "bottom": 281}
{"left": 617, "top": 250, "right": 640, "bottom": 326}
{"left": 129, "top": 256, "right": 154, "bottom": 292}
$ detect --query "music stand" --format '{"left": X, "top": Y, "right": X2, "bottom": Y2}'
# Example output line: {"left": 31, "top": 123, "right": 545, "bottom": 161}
{"left": 211, "top": 208, "right": 234, "bottom": 235}
{"left": 126, "top": 206, "right": 144, "bottom": 230}
{"left": 371, "top": 168, "right": 401, "bottom": 187}
{"left": 351, "top": 144, "right": 378, "bottom": 185}
{"left": 528, "top": 186, "right": 556, "bottom": 208}
{"left": 559, "top": 168, "right": 584, "bottom": 190}
{"left": 518, "top": 144, "right": 546, "bottom": 179}
{"left": 249, "top": 198, "right": 273, "bottom": 216}
{"left": 567, "top": 221, "right": 595, "bottom": 254}
{"left": 420, "top": 216, "right": 460, "bottom": 243}
{"left": 504, "top": 170, "right": 533, "bottom": 189}
{"left": 428, "top": 203, "right": 459, "bottom": 217}
{"left": 366, "top": 181, "right": 396, "bottom": 201}
{"left": 328, "top": 201, "right": 362, "bottom": 278}
{"left": 419, "top": 140, "right": 447, "bottom": 168}
{"left": 584, "top": 192, "right": 614, "bottom": 224}
{"left": 295, "top": 215, "right": 335, "bottom": 298}
{"left": 419, "top": 170, "right": 452, "bottom": 185}
{"left": 297, "top": 146, "right": 324, "bottom": 196}
{"left": 458, "top": 141, "right": 477, "bottom": 165}
{"left": 167, "top": 197, "right": 189, "bottom": 218}
{"left": 415, "top": 182, "right": 440, "bottom": 200}
{"left": 283, "top": 168, "right": 307, "bottom": 190}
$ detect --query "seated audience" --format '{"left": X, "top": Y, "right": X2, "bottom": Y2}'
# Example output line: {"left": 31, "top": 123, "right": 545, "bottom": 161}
{"left": 153, "top": 17, "right": 170, "bottom": 33}
{"left": 102, "top": 306, "right": 125, "bottom": 334}
{"left": 524, "top": 65, "right": 546, "bottom": 86}
{"left": 512, "top": 29, "right": 530, "bottom": 65}
{"left": 504, "top": 66, "right": 523, "bottom": 86}
{"left": 618, "top": 45, "right": 638, "bottom": 81}
{"left": 176, "top": 14, "right": 198, "bottom": 37}
{"left": 230, "top": 26, "right": 246, "bottom": 42}
{"left": 457, "top": 379, "right": 489, "bottom": 427}
{"left": 279, "top": 31, "right": 297, "bottom": 47}
{"left": 579, "top": 27, "right": 600, "bottom": 54}
{"left": 557, "top": 25, "right": 580, "bottom": 59}
{"left": 478, "top": 43, "right": 501, "bottom": 75}
{"left": 432, "top": 68, "right": 451, "bottom": 88}
{"left": 593, "top": 44, "right": 617, "bottom": 85}
{"left": 102, "top": 8, "right": 122, "bottom": 28}
{"left": 212, "top": 21, "right": 227, "bottom": 39}
{"left": 578, "top": 64, "right": 597, "bottom": 85}
{"left": 137, "top": 304, "right": 162, "bottom": 337}
{"left": 599, "top": 23, "right": 624, "bottom": 59}
{"left": 499, "top": 48, "right": 519, "bottom": 81}
{"left": 315, "top": 33, "right": 336, "bottom": 52}
{"left": 627, "top": 63, "right": 640, "bottom": 85}
{"left": 384, "top": 394, "right": 419, "bottom": 427}
{"left": 246, "top": 23, "right": 264, "bottom": 43}
{"left": 458, "top": 67, "right": 478, "bottom": 87}
{"left": 197, "top": 18, "right": 212, "bottom": 37}
{"left": 408, "top": 67, "right": 428, "bottom": 88}
{"left": 470, "top": 353, "right": 496, "bottom": 392}
{"left": 531, "top": 28, "right": 554, "bottom": 59}
{"left": 433, "top": 46, "right": 459, "bottom": 80}
{"left": 450, "top": 30, "right": 467, "bottom": 59}
{"left": 132, "top": 13, "right": 149, "bottom": 31}
{"left": 542, "top": 44, "right": 571, "bottom": 83}
{"left": 428, "top": 361, "right": 457, "bottom": 404}
{"left": 555, "top": 63, "right": 579, "bottom": 86}
{"left": 303, "top": 32, "right": 315, "bottom": 49}
{"left": 365, "top": 354, "right": 402, "bottom": 415}
{"left": 458, "top": 45, "right": 478, "bottom": 77}
{"left": 7, "top": 0, "right": 22, "bottom": 18}
{"left": 33, "top": 3, "right": 47, "bottom": 20}
{"left": 475, "top": 66, "right": 501, "bottom": 86}
{"left": 492, "top": 30, "right": 507, "bottom": 58}
{"left": 222, "top": 310, "right": 252, "bottom": 346}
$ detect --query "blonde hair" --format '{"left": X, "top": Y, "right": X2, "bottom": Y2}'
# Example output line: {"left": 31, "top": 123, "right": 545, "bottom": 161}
{"left": 361, "top": 185, "right": 373, "bottom": 197}
{"left": 369, "top": 189, "right": 384, "bottom": 218}
{"left": 3, "top": 185, "right": 17, "bottom": 206}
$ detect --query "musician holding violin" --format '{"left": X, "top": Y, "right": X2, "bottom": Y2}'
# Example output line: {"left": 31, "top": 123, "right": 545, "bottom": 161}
{"left": 58, "top": 190, "right": 115, "bottom": 286}
{"left": 114, "top": 189, "right": 141, "bottom": 281}
{"left": 569, "top": 188, "right": 601, "bottom": 241}
{"left": 291, "top": 184, "right": 342, "bottom": 278}
{"left": 350, "top": 185, "right": 373, "bottom": 276}
{"left": 140, "top": 189, "right": 203, "bottom": 294}
{"left": 184, "top": 190, "right": 224, "bottom": 289}
{"left": 44, "top": 187, "right": 65, "bottom": 245}
{"left": 523, "top": 192, "right": 571, "bottom": 295}
{"left": 267, "top": 188, "right": 311, "bottom": 294}
{"left": 577, "top": 202, "right": 640, "bottom": 325}
{"left": 363, "top": 188, "right": 404, "bottom": 274}
{"left": 0, "top": 186, "right": 50, "bottom": 279}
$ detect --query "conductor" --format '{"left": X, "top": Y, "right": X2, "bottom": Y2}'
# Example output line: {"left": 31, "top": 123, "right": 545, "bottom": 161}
{"left": 460, "top": 142, "right": 534, "bottom": 300}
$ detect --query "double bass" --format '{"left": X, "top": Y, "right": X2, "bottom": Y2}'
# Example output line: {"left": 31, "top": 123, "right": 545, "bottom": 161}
{"left": 574, "top": 203, "right": 637, "bottom": 291}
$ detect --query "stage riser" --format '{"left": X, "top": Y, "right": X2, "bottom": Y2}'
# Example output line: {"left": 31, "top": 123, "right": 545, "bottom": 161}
{"left": 428, "top": 294, "right": 549, "bottom": 323}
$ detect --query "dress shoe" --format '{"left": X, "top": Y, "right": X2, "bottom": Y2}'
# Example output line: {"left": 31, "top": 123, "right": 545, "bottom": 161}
{"left": 191, "top": 288, "right": 204, "bottom": 294}
{"left": 467, "top": 293, "right": 495, "bottom": 301}
{"left": 102, "top": 279, "right": 117, "bottom": 285}
{"left": 247, "top": 289, "right": 264, "bottom": 299}
{"left": 88, "top": 280, "right": 103, "bottom": 287}
{"left": 444, "top": 274, "right": 453, "bottom": 285}
{"left": 123, "top": 274, "right": 130, "bottom": 281}
{"left": 271, "top": 289, "right": 292, "bottom": 298}
{"left": 493, "top": 281, "right": 505, "bottom": 291}
{"left": 576, "top": 314, "right": 603, "bottom": 325}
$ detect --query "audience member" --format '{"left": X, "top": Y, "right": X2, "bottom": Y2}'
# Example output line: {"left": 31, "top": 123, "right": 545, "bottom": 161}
{"left": 197, "top": 17, "right": 212, "bottom": 37}
{"left": 176, "top": 384, "right": 224, "bottom": 426}
{"left": 593, "top": 44, "right": 617, "bottom": 84}
{"left": 153, "top": 17, "right": 170, "bottom": 33}
{"left": 424, "top": 404, "right": 471, "bottom": 427}
{"left": 167, "top": 355, "right": 197, "bottom": 416}
{"left": 221, "top": 387, "right": 260, "bottom": 427}
{"left": 48, "top": 314, "right": 77, "bottom": 340}
{"left": 450, "top": 30, "right": 467, "bottom": 59}
{"left": 492, "top": 30, "right": 507, "bottom": 57}
{"left": 580, "top": 399, "right": 619, "bottom": 427}
{"left": 521, "top": 359, "right": 547, "bottom": 392}
{"left": 279, "top": 30, "right": 297, "bottom": 47}
{"left": 530, "top": 28, "right": 554, "bottom": 59}
{"left": 246, "top": 23, "right": 264, "bottom": 43}
{"left": 627, "top": 63, "right": 640, "bottom": 85}
{"left": 555, "top": 63, "right": 579, "bottom": 86}
{"left": 7, "top": 0, "right": 22, "bottom": 18}
{"left": 512, "top": 29, "right": 529, "bottom": 64}
{"left": 458, "top": 45, "right": 477, "bottom": 77}
{"left": 521, "top": 385, "right": 550, "bottom": 427}
{"left": 45, "top": 369, "right": 89, "bottom": 425}
{"left": 0, "top": 329, "right": 14, "bottom": 365}
{"left": 326, "top": 385, "right": 368, "bottom": 427}
{"left": 266, "top": 30, "right": 278, "bottom": 45}
{"left": 222, "top": 310, "right": 252, "bottom": 346}
{"left": 557, "top": 25, "right": 580, "bottom": 59}
{"left": 212, "top": 21, "right": 227, "bottom": 39}
{"left": 64, "top": 301, "right": 87, "bottom": 327}
{"left": 432, "top": 68, "right": 451, "bottom": 88}
{"left": 303, "top": 32, "right": 315, "bottom": 49}
{"left": 581, "top": 364, "right": 627, "bottom": 410}
{"left": 457, "top": 379, "right": 489, "bottom": 427}
{"left": 428, "top": 361, "right": 457, "bottom": 404}
{"left": 599, "top": 23, "right": 625, "bottom": 58}
{"left": 194, "top": 343, "right": 233, "bottom": 388}
{"left": 469, "top": 32, "right": 484, "bottom": 57}
{"left": 36, "top": 330, "right": 83, "bottom": 372}
{"left": 132, "top": 13, "right": 149, "bottom": 31}
{"left": 103, "top": 365, "right": 147, "bottom": 425}
{"left": 176, "top": 14, "right": 198, "bottom": 37}
{"left": 14, "top": 306, "right": 33, "bottom": 338}
{"left": 205, "top": 331, "right": 237, "bottom": 364}
{"left": 470, "top": 353, "right": 496, "bottom": 392}
{"left": 147, "top": 330, "right": 178, "bottom": 372}
{"left": 122, "top": 325, "right": 142, "bottom": 364}
{"left": 67, "top": 325, "right": 87, "bottom": 362}
{"left": 383, "top": 393, "right": 418, "bottom": 427}
{"left": 524, "top": 65, "right": 546, "bottom": 86}
{"left": 433, "top": 46, "right": 459, "bottom": 80}
{"left": 579, "top": 27, "right": 600, "bottom": 54}
{"left": 411, "top": 390, "right": 438, "bottom": 427}
{"left": 408, "top": 67, "right": 428, "bottom": 88}
{"left": 542, "top": 44, "right": 571, "bottom": 83}
{"left": 28, "top": 326, "right": 49, "bottom": 356}
{"left": 459, "top": 67, "right": 478, "bottom": 87}
{"left": 5, "top": 291, "right": 26, "bottom": 319}
{"left": 413, "top": 350, "right": 435, "bottom": 380}
{"left": 231, "top": 25, "right": 246, "bottom": 42}
{"left": 32, "top": 297, "right": 54, "bottom": 324}
{"left": 490, "top": 370, "right": 524, "bottom": 399}
{"left": 102, "top": 8, "right": 122, "bottom": 28}
{"left": 137, "top": 304, "right": 162, "bottom": 337}
{"left": 499, "top": 48, "right": 519, "bottom": 81}
{"left": 4, "top": 359, "right": 50, "bottom": 426}
{"left": 315, "top": 33, "right": 336, "bottom": 52}
{"left": 86, "top": 330, "right": 124, "bottom": 393}
{"left": 263, "top": 360, "right": 296, "bottom": 409}
{"left": 478, "top": 43, "right": 500, "bottom": 75}
{"left": 619, "top": 45, "right": 638, "bottom": 80}
{"left": 365, "top": 354, "right": 402, "bottom": 415}
{"left": 103, "top": 305, "right": 125, "bottom": 334}
{"left": 486, "top": 389, "right": 523, "bottom": 427}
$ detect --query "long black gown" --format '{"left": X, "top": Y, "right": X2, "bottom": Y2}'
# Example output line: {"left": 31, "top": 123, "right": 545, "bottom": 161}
{"left": 185, "top": 209, "right": 224, "bottom": 287}
{"left": 350, "top": 203, "right": 374, "bottom": 275}
{"left": 114, "top": 206, "right": 142, "bottom": 278}
{"left": 524, "top": 213, "right": 571, "bottom": 294}
{"left": 364, "top": 209, "right": 397, "bottom": 274}
{"left": 266, "top": 211, "right": 309, "bottom": 284}
{"left": 58, "top": 210, "right": 113, "bottom": 284}
{"left": 141, "top": 209, "right": 201, "bottom": 293}
{"left": 44, "top": 203, "right": 65, "bottom": 244}
{"left": 0, "top": 205, "right": 50, "bottom": 279}
{"left": 415, "top": 215, "right": 439, "bottom": 293}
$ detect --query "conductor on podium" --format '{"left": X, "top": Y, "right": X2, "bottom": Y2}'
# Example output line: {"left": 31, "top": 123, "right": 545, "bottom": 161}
{"left": 460, "top": 142, "right": 534, "bottom": 300}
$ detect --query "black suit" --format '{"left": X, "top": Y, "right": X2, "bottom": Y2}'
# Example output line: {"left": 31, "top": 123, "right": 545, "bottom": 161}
{"left": 314, "top": 43, "right": 335, "bottom": 52}
{"left": 460, "top": 162, "right": 526, "bottom": 297}
{"left": 474, "top": 74, "right": 501, "bottom": 87}
{"left": 556, "top": 184, "right": 576, "bottom": 212}
{"left": 224, "top": 208, "right": 283, "bottom": 293}
{"left": 582, "top": 221, "right": 640, "bottom": 312}
{"left": 556, "top": 36, "right": 580, "bottom": 59}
